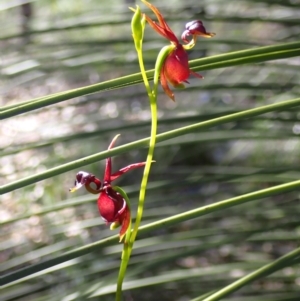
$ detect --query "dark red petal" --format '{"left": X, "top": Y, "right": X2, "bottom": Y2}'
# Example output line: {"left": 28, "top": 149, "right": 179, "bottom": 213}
{"left": 160, "top": 63, "right": 175, "bottom": 101}
{"left": 142, "top": 1, "right": 179, "bottom": 44}
{"left": 104, "top": 135, "right": 120, "bottom": 182}
{"left": 97, "top": 188, "right": 125, "bottom": 223}
{"left": 164, "top": 45, "right": 190, "bottom": 86}
{"left": 110, "top": 162, "right": 146, "bottom": 182}
{"left": 104, "top": 159, "right": 112, "bottom": 183}
{"left": 190, "top": 70, "right": 204, "bottom": 79}
{"left": 143, "top": 1, "right": 167, "bottom": 30}
{"left": 119, "top": 207, "right": 131, "bottom": 242}
{"left": 160, "top": 45, "right": 204, "bottom": 100}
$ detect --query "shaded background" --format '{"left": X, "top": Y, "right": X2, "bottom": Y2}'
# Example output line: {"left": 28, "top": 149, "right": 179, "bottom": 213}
{"left": 1, "top": 0, "right": 300, "bottom": 300}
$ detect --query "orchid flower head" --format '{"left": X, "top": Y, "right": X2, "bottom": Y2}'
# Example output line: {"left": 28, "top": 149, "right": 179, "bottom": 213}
{"left": 140, "top": 0, "right": 215, "bottom": 101}
{"left": 69, "top": 135, "right": 146, "bottom": 242}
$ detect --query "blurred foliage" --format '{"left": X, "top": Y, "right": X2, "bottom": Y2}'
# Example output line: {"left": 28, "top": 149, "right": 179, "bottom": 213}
{"left": 1, "top": 0, "right": 300, "bottom": 300}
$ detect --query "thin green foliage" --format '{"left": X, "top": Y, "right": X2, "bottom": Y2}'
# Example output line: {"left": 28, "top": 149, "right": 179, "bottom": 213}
{"left": 2, "top": 176, "right": 300, "bottom": 287}
{"left": 1, "top": 41, "right": 299, "bottom": 119}
{"left": 1, "top": 0, "right": 300, "bottom": 300}
{"left": 2, "top": 96, "right": 300, "bottom": 194}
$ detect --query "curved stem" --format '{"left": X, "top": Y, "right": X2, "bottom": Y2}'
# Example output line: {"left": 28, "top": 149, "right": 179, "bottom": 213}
{"left": 130, "top": 82, "right": 157, "bottom": 242}
{"left": 115, "top": 7, "right": 156, "bottom": 299}
{"left": 114, "top": 44, "right": 172, "bottom": 299}
{"left": 113, "top": 186, "right": 132, "bottom": 301}
{"left": 129, "top": 46, "right": 172, "bottom": 252}
{"left": 114, "top": 9, "right": 173, "bottom": 298}
{"left": 114, "top": 70, "right": 156, "bottom": 301}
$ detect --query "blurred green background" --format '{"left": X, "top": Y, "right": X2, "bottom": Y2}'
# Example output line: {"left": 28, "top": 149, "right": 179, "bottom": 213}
{"left": 1, "top": 0, "right": 300, "bottom": 300}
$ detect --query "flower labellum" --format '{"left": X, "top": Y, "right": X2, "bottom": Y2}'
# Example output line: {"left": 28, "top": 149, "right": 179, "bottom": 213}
{"left": 181, "top": 20, "right": 215, "bottom": 43}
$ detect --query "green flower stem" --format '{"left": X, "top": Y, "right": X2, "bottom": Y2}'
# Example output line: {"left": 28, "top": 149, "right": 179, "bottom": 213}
{"left": 2, "top": 96, "right": 300, "bottom": 195}
{"left": 3, "top": 177, "right": 300, "bottom": 286}
{"left": 114, "top": 6, "right": 154, "bottom": 299}
{"left": 130, "top": 45, "right": 173, "bottom": 246}
{"left": 1, "top": 41, "right": 299, "bottom": 118}
{"left": 114, "top": 8, "right": 173, "bottom": 299}
{"left": 199, "top": 246, "right": 300, "bottom": 301}
{"left": 112, "top": 186, "right": 132, "bottom": 301}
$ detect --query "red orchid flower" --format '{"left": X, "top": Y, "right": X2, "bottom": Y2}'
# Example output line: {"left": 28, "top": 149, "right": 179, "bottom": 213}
{"left": 141, "top": 0, "right": 215, "bottom": 101}
{"left": 69, "top": 135, "right": 146, "bottom": 242}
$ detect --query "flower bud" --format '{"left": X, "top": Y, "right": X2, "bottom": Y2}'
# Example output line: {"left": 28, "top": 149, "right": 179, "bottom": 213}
{"left": 131, "top": 5, "right": 145, "bottom": 49}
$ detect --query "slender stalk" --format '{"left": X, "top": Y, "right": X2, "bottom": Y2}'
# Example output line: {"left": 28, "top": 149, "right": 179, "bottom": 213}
{"left": 115, "top": 7, "right": 157, "bottom": 299}
{"left": 116, "top": 243, "right": 130, "bottom": 301}
{"left": 115, "top": 7, "right": 173, "bottom": 299}
{"left": 113, "top": 186, "right": 132, "bottom": 301}
{"left": 200, "top": 246, "right": 300, "bottom": 301}
{"left": 129, "top": 45, "right": 171, "bottom": 247}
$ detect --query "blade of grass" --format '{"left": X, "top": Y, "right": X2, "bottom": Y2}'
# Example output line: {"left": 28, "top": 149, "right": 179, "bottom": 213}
{"left": 1, "top": 41, "right": 299, "bottom": 119}
{"left": 1, "top": 96, "right": 300, "bottom": 194}
{"left": 198, "top": 246, "right": 300, "bottom": 301}
{"left": 2, "top": 176, "right": 300, "bottom": 286}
